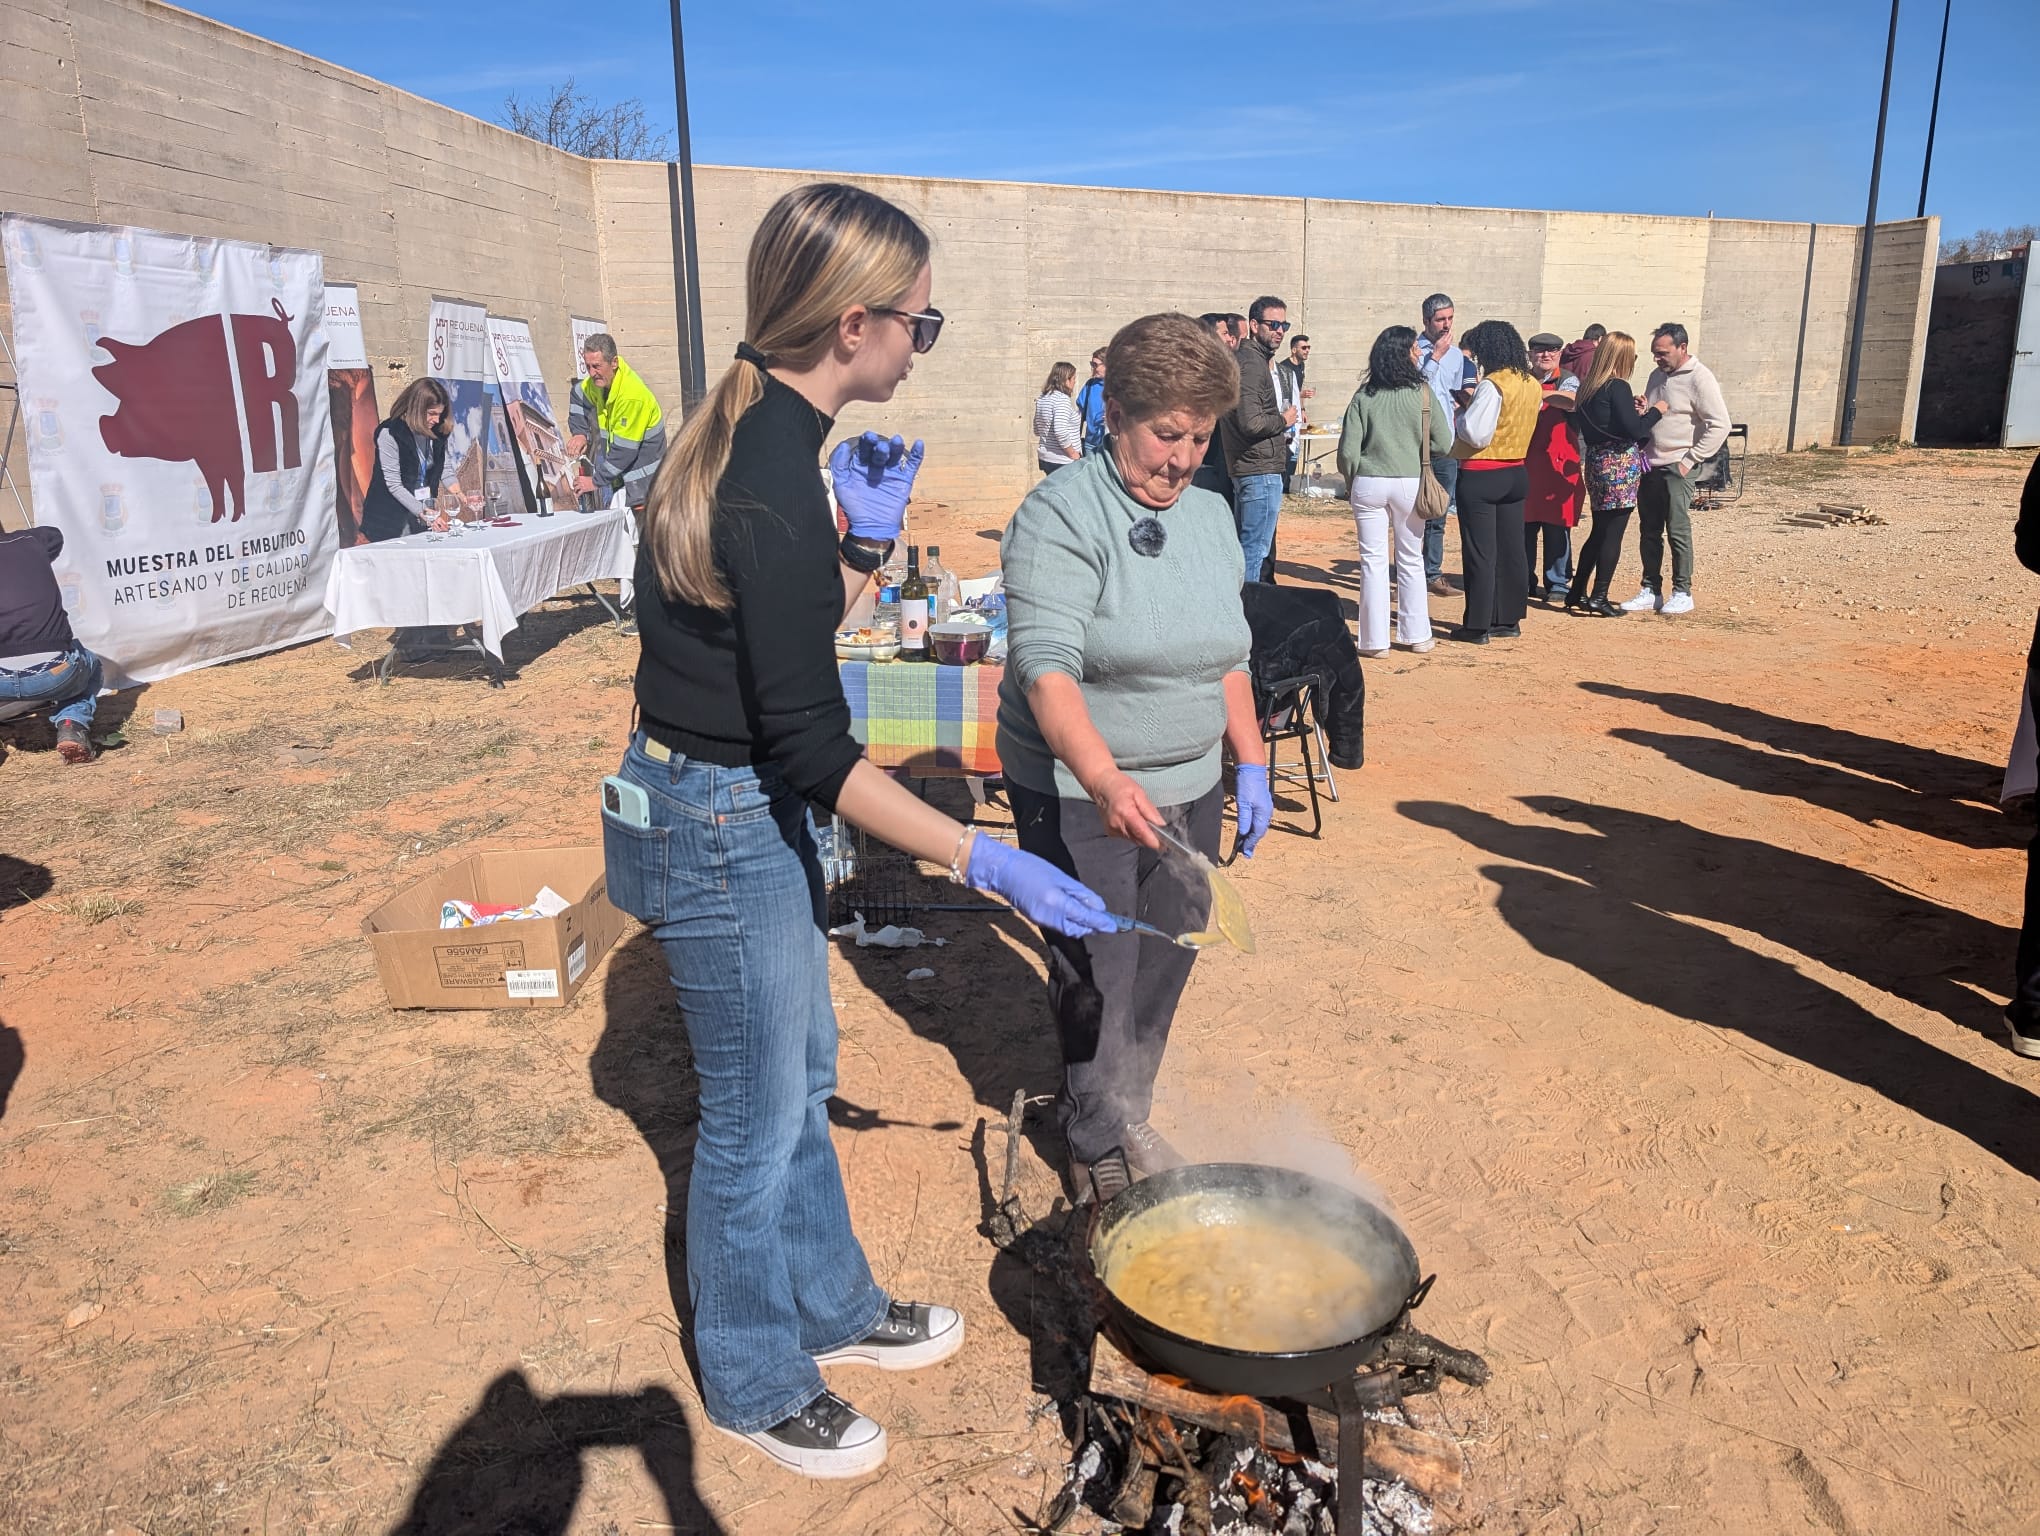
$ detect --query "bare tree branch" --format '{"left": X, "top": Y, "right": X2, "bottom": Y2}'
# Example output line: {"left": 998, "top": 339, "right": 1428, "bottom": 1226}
{"left": 1938, "top": 223, "right": 2038, "bottom": 263}
{"left": 500, "top": 78, "right": 674, "bottom": 161}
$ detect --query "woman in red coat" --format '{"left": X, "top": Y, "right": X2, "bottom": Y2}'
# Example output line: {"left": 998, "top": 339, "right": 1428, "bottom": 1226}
{"left": 1523, "top": 332, "right": 1583, "bottom": 601}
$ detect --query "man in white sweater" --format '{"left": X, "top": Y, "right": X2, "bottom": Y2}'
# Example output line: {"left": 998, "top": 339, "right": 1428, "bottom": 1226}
{"left": 1624, "top": 322, "right": 1730, "bottom": 616}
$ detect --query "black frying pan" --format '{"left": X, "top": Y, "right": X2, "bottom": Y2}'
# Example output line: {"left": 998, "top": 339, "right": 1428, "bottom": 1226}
{"left": 1090, "top": 1162, "right": 1429, "bottom": 1398}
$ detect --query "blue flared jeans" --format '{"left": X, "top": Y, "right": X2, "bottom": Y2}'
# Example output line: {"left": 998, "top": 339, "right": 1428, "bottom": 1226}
{"left": 602, "top": 733, "right": 888, "bottom": 1432}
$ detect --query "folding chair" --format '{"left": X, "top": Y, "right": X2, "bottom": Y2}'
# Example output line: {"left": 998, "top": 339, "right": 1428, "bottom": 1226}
{"left": 1252, "top": 662, "right": 1336, "bottom": 843}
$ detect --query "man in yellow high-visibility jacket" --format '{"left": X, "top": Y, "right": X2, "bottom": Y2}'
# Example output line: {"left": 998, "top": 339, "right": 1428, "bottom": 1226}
{"left": 568, "top": 332, "right": 666, "bottom": 511}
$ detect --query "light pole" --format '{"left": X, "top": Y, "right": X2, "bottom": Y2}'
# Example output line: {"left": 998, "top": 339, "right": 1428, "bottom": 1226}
{"left": 1917, "top": 0, "right": 1951, "bottom": 219}
{"left": 1839, "top": 0, "right": 1902, "bottom": 447}
{"left": 667, "top": 0, "right": 707, "bottom": 408}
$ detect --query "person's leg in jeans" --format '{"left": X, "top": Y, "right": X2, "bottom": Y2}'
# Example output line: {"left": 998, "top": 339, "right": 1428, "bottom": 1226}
{"left": 1456, "top": 467, "right": 1499, "bottom": 635}
{"left": 616, "top": 744, "right": 886, "bottom": 1433}
{"left": 1235, "top": 473, "right": 1283, "bottom": 586}
{"left": 1551, "top": 524, "right": 1574, "bottom": 596}
{"left": 1661, "top": 466, "right": 1696, "bottom": 593}
{"left": 1493, "top": 466, "right": 1530, "bottom": 629}
{"left": 0, "top": 645, "right": 102, "bottom": 760}
{"left": 1422, "top": 453, "right": 1458, "bottom": 585}
{"left": 1349, "top": 478, "right": 1394, "bottom": 654}
{"left": 1636, "top": 468, "right": 1669, "bottom": 597}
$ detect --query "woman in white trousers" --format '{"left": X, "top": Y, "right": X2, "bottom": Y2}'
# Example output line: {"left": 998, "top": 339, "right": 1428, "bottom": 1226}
{"left": 1337, "top": 326, "right": 1454, "bottom": 656}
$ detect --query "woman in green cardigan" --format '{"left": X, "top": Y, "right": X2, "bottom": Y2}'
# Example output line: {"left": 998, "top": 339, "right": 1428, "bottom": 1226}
{"left": 996, "top": 312, "right": 1275, "bottom": 1208}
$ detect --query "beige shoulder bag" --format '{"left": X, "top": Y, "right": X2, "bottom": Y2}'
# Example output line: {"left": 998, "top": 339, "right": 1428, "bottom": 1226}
{"left": 1414, "top": 388, "right": 1450, "bottom": 520}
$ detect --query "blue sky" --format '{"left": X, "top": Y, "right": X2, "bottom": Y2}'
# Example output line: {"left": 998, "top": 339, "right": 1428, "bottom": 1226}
{"left": 194, "top": 0, "right": 2036, "bottom": 238}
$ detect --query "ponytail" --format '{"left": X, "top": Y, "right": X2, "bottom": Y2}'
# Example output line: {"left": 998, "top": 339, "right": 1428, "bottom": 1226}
{"left": 642, "top": 362, "right": 763, "bottom": 611}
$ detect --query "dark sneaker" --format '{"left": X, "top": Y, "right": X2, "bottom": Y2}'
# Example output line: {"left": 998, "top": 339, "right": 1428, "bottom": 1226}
{"left": 1449, "top": 629, "right": 1488, "bottom": 645}
{"left": 715, "top": 1390, "right": 886, "bottom": 1479}
{"left": 55, "top": 721, "right": 96, "bottom": 764}
{"left": 1123, "top": 1121, "right": 1185, "bottom": 1177}
{"left": 1492, "top": 623, "right": 1522, "bottom": 638}
{"left": 2008, "top": 1010, "right": 2040, "bottom": 1061}
{"left": 1071, "top": 1147, "right": 1133, "bottom": 1206}
{"left": 814, "top": 1301, "right": 964, "bottom": 1371}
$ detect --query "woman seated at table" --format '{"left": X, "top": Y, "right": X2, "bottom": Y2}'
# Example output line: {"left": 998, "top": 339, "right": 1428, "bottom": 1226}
{"left": 360, "top": 379, "right": 452, "bottom": 541}
{"left": 998, "top": 311, "right": 1275, "bottom": 1207}
{"left": 359, "top": 379, "right": 455, "bottom": 655}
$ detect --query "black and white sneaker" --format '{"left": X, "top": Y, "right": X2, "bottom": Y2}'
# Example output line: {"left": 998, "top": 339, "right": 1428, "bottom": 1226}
{"left": 2007, "top": 1009, "right": 2040, "bottom": 1061}
{"left": 1071, "top": 1147, "right": 1133, "bottom": 1207}
{"left": 716, "top": 1390, "right": 887, "bottom": 1479}
{"left": 814, "top": 1300, "right": 964, "bottom": 1371}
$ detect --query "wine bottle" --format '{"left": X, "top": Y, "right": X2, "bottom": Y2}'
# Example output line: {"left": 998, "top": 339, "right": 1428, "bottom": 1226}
{"left": 899, "top": 545, "right": 930, "bottom": 661}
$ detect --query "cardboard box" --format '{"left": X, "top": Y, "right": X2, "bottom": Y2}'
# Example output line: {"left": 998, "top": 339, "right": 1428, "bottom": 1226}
{"left": 362, "top": 847, "right": 625, "bottom": 1010}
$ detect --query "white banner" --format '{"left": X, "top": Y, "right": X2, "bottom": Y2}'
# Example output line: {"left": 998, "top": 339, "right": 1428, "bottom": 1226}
{"left": 571, "top": 315, "right": 606, "bottom": 380}
{"left": 323, "top": 283, "right": 366, "bottom": 370}
{"left": 424, "top": 296, "right": 504, "bottom": 516}
{"left": 2, "top": 215, "right": 337, "bottom": 686}
{"left": 486, "top": 315, "right": 576, "bottom": 511}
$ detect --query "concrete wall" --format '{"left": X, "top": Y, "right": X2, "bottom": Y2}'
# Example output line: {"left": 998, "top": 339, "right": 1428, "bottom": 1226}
{"left": 2, "top": 0, "right": 1939, "bottom": 528}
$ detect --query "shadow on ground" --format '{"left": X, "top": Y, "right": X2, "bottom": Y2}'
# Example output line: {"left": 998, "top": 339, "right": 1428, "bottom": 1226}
{"left": 1581, "top": 682, "right": 2006, "bottom": 804}
{"left": 1402, "top": 796, "right": 2036, "bottom": 1180}
{"left": 388, "top": 1368, "right": 726, "bottom": 1535}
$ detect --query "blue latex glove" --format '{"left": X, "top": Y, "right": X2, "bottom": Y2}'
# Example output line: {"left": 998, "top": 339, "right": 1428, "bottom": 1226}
{"left": 829, "top": 431, "right": 925, "bottom": 543}
{"left": 1235, "top": 764, "right": 1273, "bottom": 858}
{"left": 965, "top": 835, "right": 1116, "bottom": 939}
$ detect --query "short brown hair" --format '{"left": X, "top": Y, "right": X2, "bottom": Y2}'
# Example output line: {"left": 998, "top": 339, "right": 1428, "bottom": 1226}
{"left": 1104, "top": 312, "right": 1238, "bottom": 424}
{"left": 390, "top": 377, "right": 450, "bottom": 435}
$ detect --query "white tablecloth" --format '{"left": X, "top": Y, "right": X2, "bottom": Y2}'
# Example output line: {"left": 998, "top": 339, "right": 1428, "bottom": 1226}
{"left": 323, "top": 508, "right": 636, "bottom": 660}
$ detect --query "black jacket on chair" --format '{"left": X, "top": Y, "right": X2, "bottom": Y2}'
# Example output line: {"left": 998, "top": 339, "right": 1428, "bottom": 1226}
{"left": 1240, "top": 582, "right": 1365, "bottom": 770}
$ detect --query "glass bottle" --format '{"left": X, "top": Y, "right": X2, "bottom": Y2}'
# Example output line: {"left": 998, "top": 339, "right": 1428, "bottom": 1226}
{"left": 898, "top": 545, "right": 930, "bottom": 660}
{"left": 924, "top": 545, "right": 960, "bottom": 623}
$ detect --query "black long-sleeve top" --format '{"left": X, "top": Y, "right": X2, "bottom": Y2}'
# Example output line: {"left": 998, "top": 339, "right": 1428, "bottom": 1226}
{"left": 0, "top": 526, "right": 75, "bottom": 659}
{"left": 1575, "top": 379, "right": 1662, "bottom": 446}
{"left": 633, "top": 371, "right": 862, "bottom": 809}
{"left": 2016, "top": 452, "right": 2040, "bottom": 660}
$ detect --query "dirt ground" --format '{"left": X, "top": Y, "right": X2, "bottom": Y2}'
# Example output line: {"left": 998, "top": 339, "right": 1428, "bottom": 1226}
{"left": 2, "top": 445, "right": 2037, "bottom": 1536}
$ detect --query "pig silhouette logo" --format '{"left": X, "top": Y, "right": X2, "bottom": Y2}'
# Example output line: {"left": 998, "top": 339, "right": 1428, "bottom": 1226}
{"left": 94, "top": 299, "right": 302, "bottom": 524}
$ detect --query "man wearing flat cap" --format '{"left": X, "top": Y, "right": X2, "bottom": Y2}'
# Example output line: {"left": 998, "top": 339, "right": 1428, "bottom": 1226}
{"left": 1522, "top": 332, "right": 1582, "bottom": 601}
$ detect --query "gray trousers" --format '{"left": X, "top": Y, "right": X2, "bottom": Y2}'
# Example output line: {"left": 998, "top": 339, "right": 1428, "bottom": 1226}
{"left": 1008, "top": 778, "right": 1224, "bottom": 1164}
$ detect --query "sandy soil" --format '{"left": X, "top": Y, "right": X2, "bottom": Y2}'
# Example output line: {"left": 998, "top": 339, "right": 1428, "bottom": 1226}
{"left": 1, "top": 446, "right": 2037, "bottom": 1535}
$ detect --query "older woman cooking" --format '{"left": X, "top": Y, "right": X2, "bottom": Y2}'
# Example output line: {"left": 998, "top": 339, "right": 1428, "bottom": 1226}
{"left": 998, "top": 311, "right": 1275, "bottom": 1207}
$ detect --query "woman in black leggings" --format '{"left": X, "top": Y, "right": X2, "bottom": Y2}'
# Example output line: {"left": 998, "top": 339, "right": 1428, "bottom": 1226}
{"left": 1568, "top": 331, "right": 1665, "bottom": 617}
{"left": 1450, "top": 321, "right": 1541, "bottom": 643}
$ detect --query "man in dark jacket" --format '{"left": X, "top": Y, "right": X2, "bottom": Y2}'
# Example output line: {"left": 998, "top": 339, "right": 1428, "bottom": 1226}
{"left": 1223, "top": 296, "right": 1297, "bottom": 584}
{"left": 1192, "top": 313, "right": 1239, "bottom": 506}
{"left": 0, "top": 525, "right": 102, "bottom": 763}
{"left": 2010, "top": 451, "right": 2040, "bottom": 1059}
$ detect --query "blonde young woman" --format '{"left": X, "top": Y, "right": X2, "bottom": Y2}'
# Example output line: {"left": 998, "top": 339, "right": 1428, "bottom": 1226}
{"left": 603, "top": 183, "right": 1113, "bottom": 1480}
{"left": 1034, "top": 360, "right": 1084, "bottom": 474}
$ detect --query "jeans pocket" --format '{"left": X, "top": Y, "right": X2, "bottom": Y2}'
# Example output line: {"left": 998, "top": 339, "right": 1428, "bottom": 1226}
{"left": 602, "top": 811, "right": 671, "bottom": 924}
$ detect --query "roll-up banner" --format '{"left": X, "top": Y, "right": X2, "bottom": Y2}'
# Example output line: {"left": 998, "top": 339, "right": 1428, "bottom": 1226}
{"left": 570, "top": 316, "right": 606, "bottom": 380}
{"left": 2, "top": 214, "right": 338, "bottom": 685}
{"left": 485, "top": 315, "right": 577, "bottom": 513}
{"left": 424, "top": 295, "right": 514, "bottom": 518}
{"left": 323, "top": 282, "right": 377, "bottom": 546}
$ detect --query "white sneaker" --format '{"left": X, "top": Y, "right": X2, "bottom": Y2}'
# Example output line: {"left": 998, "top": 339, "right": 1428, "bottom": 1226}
{"left": 814, "top": 1300, "right": 964, "bottom": 1371}
{"left": 716, "top": 1390, "right": 888, "bottom": 1479}
{"left": 1619, "top": 587, "right": 1661, "bottom": 613}
{"left": 1358, "top": 647, "right": 1388, "bottom": 658}
{"left": 1400, "top": 637, "right": 1436, "bottom": 654}
{"left": 1660, "top": 591, "right": 1695, "bottom": 615}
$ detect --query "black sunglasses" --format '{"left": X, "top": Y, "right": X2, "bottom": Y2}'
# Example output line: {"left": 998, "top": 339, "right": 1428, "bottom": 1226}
{"left": 871, "top": 305, "right": 945, "bottom": 353}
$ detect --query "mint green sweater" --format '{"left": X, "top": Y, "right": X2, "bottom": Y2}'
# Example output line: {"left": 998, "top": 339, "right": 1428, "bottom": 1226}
{"left": 1337, "top": 381, "right": 1454, "bottom": 482}
{"left": 996, "top": 451, "right": 1251, "bottom": 806}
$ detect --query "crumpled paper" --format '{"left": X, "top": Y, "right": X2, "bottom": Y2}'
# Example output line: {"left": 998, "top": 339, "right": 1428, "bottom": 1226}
{"left": 828, "top": 912, "right": 947, "bottom": 949}
{"left": 441, "top": 885, "right": 571, "bottom": 929}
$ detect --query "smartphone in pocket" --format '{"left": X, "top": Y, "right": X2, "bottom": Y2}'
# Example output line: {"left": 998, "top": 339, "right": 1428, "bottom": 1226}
{"left": 602, "top": 775, "right": 652, "bottom": 829}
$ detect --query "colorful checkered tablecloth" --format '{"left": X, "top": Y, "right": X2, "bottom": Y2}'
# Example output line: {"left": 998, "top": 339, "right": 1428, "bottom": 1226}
{"left": 838, "top": 659, "right": 1003, "bottom": 777}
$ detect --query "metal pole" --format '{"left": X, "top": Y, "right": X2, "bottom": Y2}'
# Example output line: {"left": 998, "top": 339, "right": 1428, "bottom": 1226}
{"left": 667, "top": 0, "right": 707, "bottom": 408}
{"left": 1917, "top": 0, "right": 1951, "bottom": 218}
{"left": 1840, "top": 0, "right": 1902, "bottom": 447}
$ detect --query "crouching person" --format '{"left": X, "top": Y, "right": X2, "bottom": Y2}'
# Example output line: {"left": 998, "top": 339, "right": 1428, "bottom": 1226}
{"left": 0, "top": 525, "right": 103, "bottom": 763}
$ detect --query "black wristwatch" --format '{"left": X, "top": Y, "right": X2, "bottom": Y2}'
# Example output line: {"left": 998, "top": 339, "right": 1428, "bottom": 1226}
{"left": 839, "top": 533, "right": 894, "bottom": 574}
